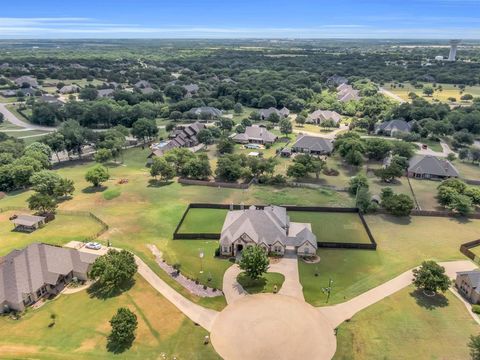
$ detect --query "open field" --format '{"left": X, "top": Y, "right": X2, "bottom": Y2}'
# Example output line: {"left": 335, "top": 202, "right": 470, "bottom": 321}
{"left": 1, "top": 129, "right": 49, "bottom": 139}
{"left": 0, "top": 275, "right": 219, "bottom": 360}
{"left": 454, "top": 160, "right": 480, "bottom": 180}
{"left": 237, "top": 272, "right": 285, "bottom": 294}
{"left": 0, "top": 210, "right": 105, "bottom": 256}
{"left": 300, "top": 214, "right": 480, "bottom": 306}
{"left": 384, "top": 82, "right": 480, "bottom": 103}
{"left": 334, "top": 285, "right": 479, "bottom": 360}
{"left": 289, "top": 211, "right": 371, "bottom": 244}
{"left": 177, "top": 208, "right": 228, "bottom": 234}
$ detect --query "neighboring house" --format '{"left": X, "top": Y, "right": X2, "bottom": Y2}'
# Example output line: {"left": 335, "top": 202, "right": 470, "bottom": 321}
{"left": 134, "top": 80, "right": 151, "bottom": 89}
{"left": 183, "top": 84, "right": 199, "bottom": 97}
{"left": 189, "top": 106, "right": 222, "bottom": 118}
{"left": 307, "top": 110, "right": 342, "bottom": 126}
{"left": 407, "top": 155, "right": 459, "bottom": 179}
{"left": 232, "top": 125, "right": 277, "bottom": 145}
{"left": 337, "top": 84, "right": 360, "bottom": 102}
{"left": 456, "top": 271, "right": 480, "bottom": 304}
{"left": 14, "top": 76, "right": 38, "bottom": 88}
{"left": 220, "top": 205, "right": 317, "bottom": 256}
{"left": 12, "top": 214, "right": 46, "bottom": 232}
{"left": 148, "top": 122, "right": 205, "bottom": 159}
{"left": 291, "top": 135, "right": 333, "bottom": 155}
{"left": 39, "top": 95, "right": 64, "bottom": 106}
{"left": 0, "top": 243, "right": 98, "bottom": 313}
{"left": 97, "top": 89, "right": 115, "bottom": 98}
{"left": 19, "top": 88, "right": 37, "bottom": 97}
{"left": 59, "top": 85, "right": 80, "bottom": 94}
{"left": 258, "top": 107, "right": 290, "bottom": 120}
{"left": 375, "top": 119, "right": 412, "bottom": 136}
{"left": 0, "top": 90, "right": 17, "bottom": 97}
{"left": 326, "top": 75, "right": 348, "bottom": 87}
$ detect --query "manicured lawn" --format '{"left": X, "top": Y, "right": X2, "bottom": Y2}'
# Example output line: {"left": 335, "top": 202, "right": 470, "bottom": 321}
{"left": 384, "top": 82, "right": 480, "bottom": 104}
{"left": 288, "top": 211, "right": 371, "bottom": 244}
{"left": 300, "top": 214, "right": 480, "bottom": 306}
{"left": 454, "top": 160, "right": 480, "bottom": 180}
{"left": 6, "top": 104, "right": 31, "bottom": 123}
{"left": 417, "top": 138, "right": 443, "bottom": 152}
{"left": 0, "top": 210, "right": 105, "bottom": 256}
{"left": 2, "top": 129, "right": 50, "bottom": 139}
{"left": 237, "top": 272, "right": 285, "bottom": 294}
{"left": 0, "top": 275, "right": 219, "bottom": 360}
{"left": 177, "top": 208, "right": 228, "bottom": 234}
{"left": 334, "top": 286, "right": 479, "bottom": 360}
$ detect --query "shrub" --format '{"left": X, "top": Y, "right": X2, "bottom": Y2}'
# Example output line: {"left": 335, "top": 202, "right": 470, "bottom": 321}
{"left": 472, "top": 305, "right": 480, "bottom": 314}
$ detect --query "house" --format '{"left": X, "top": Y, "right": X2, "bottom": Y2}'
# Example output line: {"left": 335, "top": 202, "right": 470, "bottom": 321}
{"left": 0, "top": 90, "right": 17, "bottom": 97}
{"left": 258, "top": 107, "right": 290, "bottom": 120}
{"left": 291, "top": 135, "right": 333, "bottom": 155}
{"left": 12, "top": 214, "right": 46, "bottom": 232}
{"left": 375, "top": 119, "right": 412, "bottom": 136}
{"left": 39, "top": 95, "right": 64, "bottom": 106}
{"left": 232, "top": 125, "right": 277, "bottom": 145}
{"left": 326, "top": 75, "right": 348, "bottom": 87}
{"left": 188, "top": 106, "right": 222, "bottom": 118}
{"left": 14, "top": 76, "right": 38, "bottom": 88}
{"left": 183, "top": 84, "right": 199, "bottom": 97}
{"left": 407, "top": 155, "right": 459, "bottom": 179}
{"left": 337, "top": 84, "right": 360, "bottom": 102}
{"left": 456, "top": 271, "right": 480, "bottom": 304}
{"left": 97, "top": 89, "right": 115, "bottom": 98}
{"left": 307, "top": 110, "right": 342, "bottom": 126}
{"left": 220, "top": 205, "right": 317, "bottom": 256}
{"left": 148, "top": 122, "right": 205, "bottom": 159}
{"left": 59, "top": 85, "right": 80, "bottom": 94}
{"left": 134, "top": 80, "right": 151, "bottom": 89}
{"left": 19, "top": 88, "right": 37, "bottom": 97}
{"left": 0, "top": 243, "right": 98, "bottom": 313}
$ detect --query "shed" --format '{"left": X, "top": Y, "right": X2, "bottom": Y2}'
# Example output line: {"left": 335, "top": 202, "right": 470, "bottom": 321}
{"left": 12, "top": 214, "right": 46, "bottom": 232}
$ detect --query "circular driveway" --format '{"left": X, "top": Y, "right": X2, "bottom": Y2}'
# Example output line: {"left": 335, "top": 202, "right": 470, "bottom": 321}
{"left": 210, "top": 294, "right": 336, "bottom": 360}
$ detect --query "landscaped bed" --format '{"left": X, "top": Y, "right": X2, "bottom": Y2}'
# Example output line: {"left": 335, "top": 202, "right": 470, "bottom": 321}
{"left": 288, "top": 211, "right": 371, "bottom": 244}
{"left": 237, "top": 272, "right": 285, "bottom": 294}
{"left": 176, "top": 208, "right": 228, "bottom": 234}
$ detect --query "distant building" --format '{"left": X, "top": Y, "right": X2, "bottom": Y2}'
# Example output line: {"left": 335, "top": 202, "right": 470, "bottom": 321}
{"left": 183, "top": 84, "right": 199, "bottom": 98}
{"left": 59, "top": 85, "right": 80, "bottom": 94}
{"left": 97, "top": 89, "right": 115, "bottom": 98}
{"left": 291, "top": 135, "right": 333, "bottom": 155}
{"left": 407, "top": 155, "right": 459, "bottom": 179}
{"left": 337, "top": 84, "right": 360, "bottom": 102}
{"left": 326, "top": 75, "right": 348, "bottom": 87}
{"left": 39, "top": 95, "right": 64, "bottom": 106}
{"left": 0, "top": 243, "right": 98, "bottom": 313}
{"left": 448, "top": 40, "right": 461, "bottom": 62}
{"left": 232, "top": 125, "right": 277, "bottom": 145}
{"left": 307, "top": 110, "right": 342, "bottom": 126}
{"left": 375, "top": 119, "right": 412, "bottom": 136}
{"left": 435, "top": 55, "right": 444, "bottom": 61}
{"left": 148, "top": 122, "right": 205, "bottom": 159}
{"left": 134, "top": 80, "right": 151, "bottom": 89}
{"left": 14, "top": 76, "right": 38, "bottom": 88}
{"left": 258, "top": 107, "right": 290, "bottom": 120}
{"left": 188, "top": 106, "right": 222, "bottom": 118}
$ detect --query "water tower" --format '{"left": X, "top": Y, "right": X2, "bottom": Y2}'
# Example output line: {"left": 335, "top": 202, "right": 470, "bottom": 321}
{"left": 448, "top": 40, "right": 461, "bottom": 61}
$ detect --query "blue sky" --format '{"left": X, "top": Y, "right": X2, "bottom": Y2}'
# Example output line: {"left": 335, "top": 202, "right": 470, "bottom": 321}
{"left": 1, "top": 0, "right": 480, "bottom": 39}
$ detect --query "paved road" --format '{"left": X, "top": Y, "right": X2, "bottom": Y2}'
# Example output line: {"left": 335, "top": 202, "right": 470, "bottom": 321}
{"left": 0, "top": 102, "right": 56, "bottom": 132}
{"left": 222, "top": 265, "right": 248, "bottom": 304}
{"left": 318, "top": 260, "right": 477, "bottom": 328}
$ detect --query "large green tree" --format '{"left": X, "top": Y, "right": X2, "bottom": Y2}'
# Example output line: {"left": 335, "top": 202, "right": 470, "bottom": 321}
{"left": 89, "top": 249, "right": 138, "bottom": 292}
{"left": 107, "top": 307, "right": 138, "bottom": 353}
{"left": 85, "top": 165, "right": 110, "bottom": 187}
{"left": 239, "top": 246, "right": 269, "bottom": 280}
{"left": 412, "top": 260, "right": 450, "bottom": 294}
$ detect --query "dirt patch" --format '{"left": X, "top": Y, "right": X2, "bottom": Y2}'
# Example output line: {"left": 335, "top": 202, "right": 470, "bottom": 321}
{"left": 301, "top": 255, "right": 321, "bottom": 264}
{"left": 0, "top": 344, "right": 41, "bottom": 356}
{"left": 75, "top": 338, "right": 98, "bottom": 352}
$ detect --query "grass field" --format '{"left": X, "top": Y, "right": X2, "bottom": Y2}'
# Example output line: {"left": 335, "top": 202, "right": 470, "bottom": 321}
{"left": 0, "top": 275, "right": 219, "bottom": 360}
{"left": 300, "top": 214, "right": 480, "bottom": 306}
{"left": 177, "top": 208, "right": 228, "bottom": 234}
{"left": 385, "top": 82, "right": 480, "bottom": 103}
{"left": 237, "top": 272, "right": 285, "bottom": 294}
{"left": 454, "top": 160, "right": 480, "bottom": 180}
{"left": 0, "top": 210, "right": 105, "bottom": 256}
{"left": 334, "top": 286, "right": 479, "bottom": 360}
{"left": 288, "top": 211, "right": 371, "bottom": 244}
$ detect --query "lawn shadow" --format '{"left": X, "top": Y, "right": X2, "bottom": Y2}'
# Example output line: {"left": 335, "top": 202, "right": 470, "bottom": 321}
{"left": 147, "top": 179, "right": 174, "bottom": 188}
{"left": 107, "top": 337, "right": 135, "bottom": 354}
{"left": 409, "top": 289, "right": 449, "bottom": 310}
{"left": 82, "top": 185, "right": 107, "bottom": 194}
{"left": 87, "top": 278, "right": 135, "bottom": 300}
{"left": 448, "top": 216, "right": 472, "bottom": 225}
{"left": 379, "top": 213, "right": 413, "bottom": 225}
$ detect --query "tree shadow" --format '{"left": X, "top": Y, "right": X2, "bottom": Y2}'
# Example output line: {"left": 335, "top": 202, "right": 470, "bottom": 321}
{"left": 82, "top": 185, "right": 107, "bottom": 194}
{"left": 448, "top": 216, "right": 472, "bottom": 225}
{"left": 409, "top": 289, "right": 449, "bottom": 310}
{"left": 87, "top": 278, "right": 135, "bottom": 300}
{"left": 378, "top": 213, "right": 412, "bottom": 225}
{"left": 107, "top": 336, "right": 135, "bottom": 354}
{"left": 147, "top": 179, "right": 174, "bottom": 188}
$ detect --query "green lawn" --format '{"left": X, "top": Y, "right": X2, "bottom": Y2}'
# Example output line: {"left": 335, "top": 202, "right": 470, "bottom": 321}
{"left": 417, "top": 138, "right": 443, "bottom": 152}
{"left": 334, "top": 286, "right": 479, "bottom": 360}
{"left": 0, "top": 275, "right": 219, "bottom": 360}
{"left": 0, "top": 210, "right": 105, "bottom": 256}
{"left": 288, "top": 211, "right": 371, "bottom": 244}
{"left": 237, "top": 272, "right": 285, "bottom": 294}
{"left": 384, "top": 82, "right": 480, "bottom": 104}
{"left": 454, "top": 160, "right": 480, "bottom": 180}
{"left": 300, "top": 214, "right": 480, "bottom": 306}
{"left": 409, "top": 178, "right": 443, "bottom": 210}
{"left": 177, "top": 208, "right": 228, "bottom": 234}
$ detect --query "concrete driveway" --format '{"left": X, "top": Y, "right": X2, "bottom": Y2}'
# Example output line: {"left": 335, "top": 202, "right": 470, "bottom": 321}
{"left": 0, "top": 102, "right": 56, "bottom": 131}
{"left": 268, "top": 249, "right": 304, "bottom": 300}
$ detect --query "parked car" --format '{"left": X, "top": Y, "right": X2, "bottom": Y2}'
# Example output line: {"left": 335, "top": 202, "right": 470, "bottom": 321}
{"left": 85, "top": 242, "right": 102, "bottom": 250}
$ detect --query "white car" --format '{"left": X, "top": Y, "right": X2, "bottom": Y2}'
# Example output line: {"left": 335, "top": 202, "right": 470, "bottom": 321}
{"left": 85, "top": 242, "right": 102, "bottom": 250}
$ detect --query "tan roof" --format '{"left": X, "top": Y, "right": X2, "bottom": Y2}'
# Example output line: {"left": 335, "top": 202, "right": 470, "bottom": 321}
{"left": 12, "top": 214, "right": 46, "bottom": 227}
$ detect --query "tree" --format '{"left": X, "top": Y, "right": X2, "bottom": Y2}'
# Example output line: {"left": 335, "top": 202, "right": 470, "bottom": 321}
{"left": 287, "top": 162, "right": 307, "bottom": 179}
{"left": 150, "top": 157, "right": 175, "bottom": 181}
{"left": 27, "top": 193, "right": 57, "bottom": 214}
{"left": 30, "top": 170, "right": 62, "bottom": 196}
{"left": 89, "top": 249, "right": 138, "bottom": 292}
{"left": 448, "top": 194, "right": 473, "bottom": 215}
{"left": 356, "top": 186, "right": 377, "bottom": 213}
{"left": 423, "top": 86, "right": 434, "bottom": 97}
{"left": 79, "top": 87, "right": 98, "bottom": 101}
{"left": 164, "top": 148, "right": 196, "bottom": 173}
{"left": 107, "top": 308, "right": 138, "bottom": 353}
{"left": 131, "top": 118, "right": 158, "bottom": 145}
{"left": 215, "top": 154, "right": 247, "bottom": 182}
{"left": 42, "top": 132, "right": 65, "bottom": 162}
{"left": 412, "top": 260, "right": 450, "bottom": 294}
{"left": 391, "top": 141, "right": 415, "bottom": 159}
{"left": 31, "top": 102, "right": 58, "bottom": 126}
{"left": 348, "top": 174, "right": 369, "bottom": 196}
{"left": 181, "top": 155, "right": 212, "bottom": 180}
{"left": 217, "top": 137, "right": 235, "bottom": 154}
{"left": 54, "top": 178, "right": 75, "bottom": 198}
{"left": 279, "top": 118, "right": 292, "bottom": 137}
{"left": 382, "top": 193, "right": 414, "bottom": 216}
{"left": 259, "top": 94, "right": 277, "bottom": 108}
{"left": 234, "top": 103, "right": 243, "bottom": 114}
{"left": 295, "top": 114, "right": 306, "bottom": 126}
{"left": 468, "top": 334, "right": 480, "bottom": 360}
{"left": 95, "top": 148, "right": 113, "bottom": 168}
{"left": 365, "top": 138, "right": 392, "bottom": 160}
{"left": 85, "top": 165, "right": 110, "bottom": 187}
{"left": 197, "top": 129, "right": 214, "bottom": 146}
{"left": 218, "top": 118, "right": 234, "bottom": 132}
{"left": 239, "top": 245, "right": 269, "bottom": 280}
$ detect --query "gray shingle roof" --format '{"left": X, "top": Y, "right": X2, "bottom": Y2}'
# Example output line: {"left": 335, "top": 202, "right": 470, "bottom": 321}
{"left": 376, "top": 119, "right": 412, "bottom": 134}
{"left": 189, "top": 106, "right": 222, "bottom": 117}
{"left": 258, "top": 107, "right": 289, "bottom": 119}
{"left": 307, "top": 110, "right": 341, "bottom": 124}
{"left": 292, "top": 135, "right": 333, "bottom": 153}
{"left": 408, "top": 155, "right": 459, "bottom": 177}
{"left": 232, "top": 125, "right": 277, "bottom": 143}
{"left": 457, "top": 270, "right": 480, "bottom": 289}
{"left": 14, "top": 76, "right": 38, "bottom": 88}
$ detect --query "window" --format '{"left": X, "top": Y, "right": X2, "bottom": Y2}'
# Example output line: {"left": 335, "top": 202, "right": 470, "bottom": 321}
{"left": 304, "top": 247, "right": 310, "bottom": 254}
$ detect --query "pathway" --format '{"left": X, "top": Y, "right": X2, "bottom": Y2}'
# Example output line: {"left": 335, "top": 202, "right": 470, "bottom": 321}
{"left": 379, "top": 87, "right": 407, "bottom": 103}
{"left": 318, "top": 260, "right": 477, "bottom": 328}
{"left": 268, "top": 249, "right": 304, "bottom": 300}
{"left": 0, "top": 102, "right": 56, "bottom": 132}
{"left": 222, "top": 264, "right": 248, "bottom": 304}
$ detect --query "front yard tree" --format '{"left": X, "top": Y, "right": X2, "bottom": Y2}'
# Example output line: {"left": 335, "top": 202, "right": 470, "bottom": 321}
{"left": 348, "top": 174, "right": 369, "bottom": 196}
{"left": 295, "top": 114, "right": 306, "bottom": 126}
{"left": 412, "top": 260, "right": 450, "bottom": 295}
{"left": 150, "top": 157, "right": 175, "bottom": 182}
{"left": 383, "top": 193, "right": 414, "bottom": 216}
{"left": 89, "top": 249, "right": 138, "bottom": 292}
{"left": 131, "top": 118, "right": 158, "bottom": 146}
{"left": 27, "top": 193, "right": 57, "bottom": 214}
{"left": 217, "top": 136, "right": 235, "bottom": 154}
{"left": 107, "top": 307, "right": 138, "bottom": 353}
{"left": 95, "top": 148, "right": 113, "bottom": 167}
{"left": 423, "top": 86, "right": 434, "bottom": 97}
{"left": 468, "top": 334, "right": 480, "bottom": 360}
{"left": 85, "top": 165, "right": 110, "bottom": 187}
{"left": 279, "top": 118, "right": 292, "bottom": 137}
{"left": 239, "top": 246, "right": 269, "bottom": 280}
